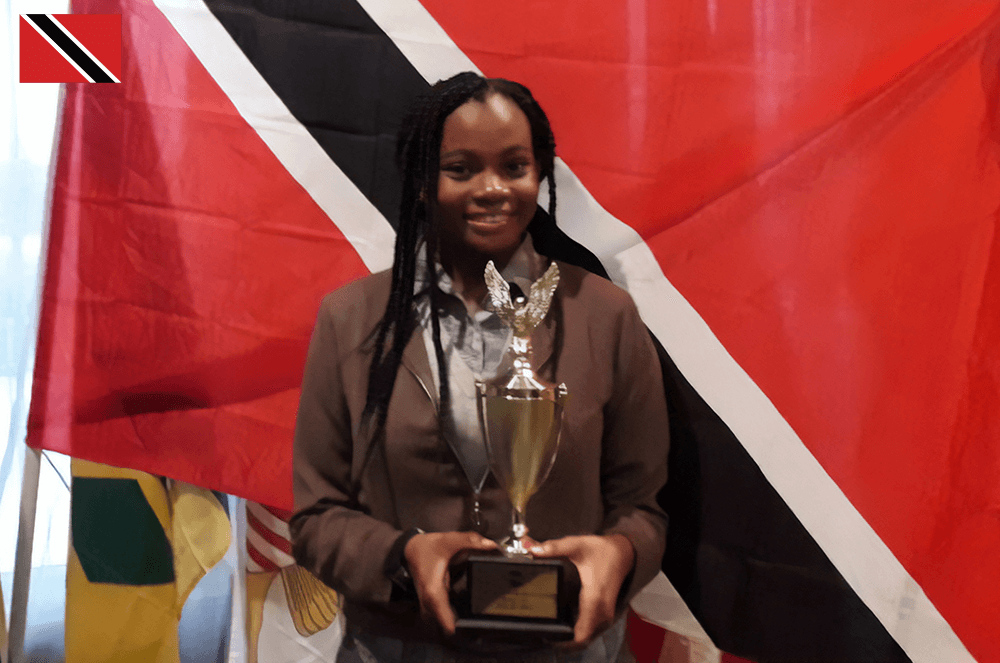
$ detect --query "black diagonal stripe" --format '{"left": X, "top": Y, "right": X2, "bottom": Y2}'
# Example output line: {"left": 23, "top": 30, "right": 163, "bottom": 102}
{"left": 202, "top": 2, "right": 911, "bottom": 660}
{"left": 25, "top": 14, "right": 115, "bottom": 83}
{"left": 654, "top": 335, "right": 910, "bottom": 663}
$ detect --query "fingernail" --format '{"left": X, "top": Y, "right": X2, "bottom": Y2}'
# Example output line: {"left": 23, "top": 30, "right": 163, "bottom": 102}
{"left": 530, "top": 546, "right": 543, "bottom": 554}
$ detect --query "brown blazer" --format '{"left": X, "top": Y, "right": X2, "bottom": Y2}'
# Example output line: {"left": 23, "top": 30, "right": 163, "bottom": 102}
{"left": 290, "top": 261, "right": 669, "bottom": 638}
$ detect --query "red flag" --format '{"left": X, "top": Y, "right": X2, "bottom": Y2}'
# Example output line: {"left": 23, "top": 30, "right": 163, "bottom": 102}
{"left": 420, "top": 3, "right": 1000, "bottom": 661}
{"left": 27, "top": 0, "right": 368, "bottom": 506}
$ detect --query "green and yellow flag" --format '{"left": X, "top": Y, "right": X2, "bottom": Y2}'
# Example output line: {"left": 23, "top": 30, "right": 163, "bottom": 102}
{"left": 66, "top": 459, "right": 230, "bottom": 663}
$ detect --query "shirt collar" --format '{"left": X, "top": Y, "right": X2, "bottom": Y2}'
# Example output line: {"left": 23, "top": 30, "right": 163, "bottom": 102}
{"left": 414, "top": 233, "right": 548, "bottom": 303}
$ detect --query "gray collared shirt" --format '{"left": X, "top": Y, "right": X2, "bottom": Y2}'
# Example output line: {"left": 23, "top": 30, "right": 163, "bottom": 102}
{"left": 413, "top": 235, "right": 549, "bottom": 493}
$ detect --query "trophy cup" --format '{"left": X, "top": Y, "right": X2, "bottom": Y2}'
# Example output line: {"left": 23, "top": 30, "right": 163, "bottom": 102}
{"left": 450, "top": 261, "right": 579, "bottom": 640}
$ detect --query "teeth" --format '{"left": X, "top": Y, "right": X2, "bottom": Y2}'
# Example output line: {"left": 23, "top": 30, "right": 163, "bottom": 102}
{"left": 471, "top": 215, "right": 505, "bottom": 224}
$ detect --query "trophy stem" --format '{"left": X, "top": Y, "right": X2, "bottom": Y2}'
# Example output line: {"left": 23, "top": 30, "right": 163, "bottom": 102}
{"left": 503, "top": 509, "right": 531, "bottom": 557}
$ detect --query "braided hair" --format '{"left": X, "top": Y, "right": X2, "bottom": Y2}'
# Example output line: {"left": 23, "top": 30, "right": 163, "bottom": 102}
{"left": 362, "top": 72, "right": 559, "bottom": 452}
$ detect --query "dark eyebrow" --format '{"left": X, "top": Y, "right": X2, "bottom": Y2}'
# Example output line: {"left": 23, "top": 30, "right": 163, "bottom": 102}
{"left": 502, "top": 145, "right": 533, "bottom": 156}
{"left": 439, "top": 144, "right": 533, "bottom": 160}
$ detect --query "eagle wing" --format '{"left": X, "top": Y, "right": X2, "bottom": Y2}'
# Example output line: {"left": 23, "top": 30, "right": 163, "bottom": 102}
{"left": 484, "top": 260, "right": 515, "bottom": 324}
{"left": 523, "top": 262, "right": 560, "bottom": 332}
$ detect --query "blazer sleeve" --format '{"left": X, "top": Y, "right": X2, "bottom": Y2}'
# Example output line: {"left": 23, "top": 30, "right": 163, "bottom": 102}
{"left": 289, "top": 293, "right": 401, "bottom": 604}
{"left": 598, "top": 295, "right": 670, "bottom": 604}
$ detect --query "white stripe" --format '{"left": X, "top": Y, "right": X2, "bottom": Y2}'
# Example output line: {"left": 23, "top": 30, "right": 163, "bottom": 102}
{"left": 247, "top": 500, "right": 291, "bottom": 539}
{"left": 22, "top": 14, "right": 95, "bottom": 82}
{"left": 45, "top": 14, "right": 121, "bottom": 83}
{"left": 352, "top": 2, "right": 481, "bottom": 83}
{"left": 151, "top": 1, "right": 974, "bottom": 660}
{"left": 357, "top": 3, "right": 975, "bottom": 661}
{"left": 246, "top": 524, "right": 295, "bottom": 569}
{"left": 631, "top": 572, "right": 721, "bottom": 663}
{"left": 151, "top": 0, "right": 395, "bottom": 274}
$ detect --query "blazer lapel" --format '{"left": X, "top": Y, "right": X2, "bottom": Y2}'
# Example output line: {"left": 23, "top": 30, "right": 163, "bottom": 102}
{"left": 530, "top": 298, "right": 557, "bottom": 376}
{"left": 400, "top": 327, "right": 438, "bottom": 411}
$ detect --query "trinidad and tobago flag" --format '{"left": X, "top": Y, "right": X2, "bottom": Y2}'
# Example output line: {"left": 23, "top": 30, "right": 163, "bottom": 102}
{"left": 19, "top": 13, "right": 121, "bottom": 83}
{"left": 27, "top": 0, "right": 1000, "bottom": 661}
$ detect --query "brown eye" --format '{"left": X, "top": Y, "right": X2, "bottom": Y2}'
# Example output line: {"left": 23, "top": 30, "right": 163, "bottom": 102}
{"left": 507, "top": 161, "right": 530, "bottom": 176}
{"left": 441, "top": 163, "right": 470, "bottom": 179}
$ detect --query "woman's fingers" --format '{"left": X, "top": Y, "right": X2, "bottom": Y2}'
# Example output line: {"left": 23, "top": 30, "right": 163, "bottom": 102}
{"left": 529, "top": 534, "right": 635, "bottom": 644}
{"left": 527, "top": 537, "right": 569, "bottom": 558}
{"left": 404, "top": 531, "right": 497, "bottom": 634}
{"left": 420, "top": 567, "right": 456, "bottom": 634}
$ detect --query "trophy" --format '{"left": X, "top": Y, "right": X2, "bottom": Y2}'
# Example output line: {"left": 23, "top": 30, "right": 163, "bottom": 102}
{"left": 450, "top": 261, "right": 579, "bottom": 640}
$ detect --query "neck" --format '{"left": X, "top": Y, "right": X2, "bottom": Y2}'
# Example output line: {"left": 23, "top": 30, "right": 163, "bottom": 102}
{"left": 437, "top": 237, "right": 522, "bottom": 310}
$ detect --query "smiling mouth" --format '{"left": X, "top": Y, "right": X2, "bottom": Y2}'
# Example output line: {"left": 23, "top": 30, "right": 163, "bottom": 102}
{"left": 466, "top": 213, "right": 511, "bottom": 226}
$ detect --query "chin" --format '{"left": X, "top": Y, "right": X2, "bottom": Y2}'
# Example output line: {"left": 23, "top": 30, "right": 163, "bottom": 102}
{"left": 464, "top": 232, "right": 523, "bottom": 260}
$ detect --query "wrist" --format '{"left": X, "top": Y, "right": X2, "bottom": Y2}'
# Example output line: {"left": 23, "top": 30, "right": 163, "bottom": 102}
{"left": 606, "top": 533, "right": 635, "bottom": 570}
{"left": 604, "top": 533, "right": 637, "bottom": 609}
{"left": 402, "top": 528, "right": 428, "bottom": 575}
{"left": 386, "top": 527, "right": 425, "bottom": 597}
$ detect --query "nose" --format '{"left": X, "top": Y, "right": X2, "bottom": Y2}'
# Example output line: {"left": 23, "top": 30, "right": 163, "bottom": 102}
{"left": 475, "top": 172, "right": 510, "bottom": 202}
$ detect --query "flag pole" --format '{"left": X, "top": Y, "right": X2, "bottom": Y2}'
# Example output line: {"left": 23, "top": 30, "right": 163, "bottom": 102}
{"left": 227, "top": 496, "right": 249, "bottom": 662}
{"left": 6, "top": 58, "right": 67, "bottom": 663}
{"left": 8, "top": 446, "right": 41, "bottom": 663}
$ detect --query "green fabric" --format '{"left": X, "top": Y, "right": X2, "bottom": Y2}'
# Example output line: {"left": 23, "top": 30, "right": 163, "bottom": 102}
{"left": 72, "top": 478, "right": 174, "bottom": 585}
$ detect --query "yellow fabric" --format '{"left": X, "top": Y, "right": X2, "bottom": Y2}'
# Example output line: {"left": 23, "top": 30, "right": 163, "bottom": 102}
{"left": 246, "top": 569, "right": 279, "bottom": 663}
{"left": 246, "top": 566, "right": 344, "bottom": 663}
{"left": 169, "top": 480, "right": 232, "bottom": 607}
{"left": 65, "top": 459, "right": 230, "bottom": 663}
{"left": 65, "top": 547, "right": 181, "bottom": 663}
{"left": 66, "top": 460, "right": 179, "bottom": 663}
{"left": 280, "top": 564, "right": 340, "bottom": 637}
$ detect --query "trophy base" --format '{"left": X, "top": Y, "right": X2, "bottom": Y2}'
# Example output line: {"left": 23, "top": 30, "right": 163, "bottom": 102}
{"left": 449, "top": 550, "right": 580, "bottom": 641}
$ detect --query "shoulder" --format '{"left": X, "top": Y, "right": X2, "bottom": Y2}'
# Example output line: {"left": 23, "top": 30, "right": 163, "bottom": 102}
{"left": 313, "top": 270, "right": 392, "bottom": 350}
{"left": 551, "top": 262, "right": 650, "bottom": 352}
{"left": 319, "top": 270, "right": 392, "bottom": 312}
{"left": 553, "top": 261, "right": 637, "bottom": 314}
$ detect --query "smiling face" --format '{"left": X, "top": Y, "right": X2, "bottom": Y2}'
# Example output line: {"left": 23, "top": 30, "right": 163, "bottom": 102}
{"left": 435, "top": 92, "right": 540, "bottom": 269}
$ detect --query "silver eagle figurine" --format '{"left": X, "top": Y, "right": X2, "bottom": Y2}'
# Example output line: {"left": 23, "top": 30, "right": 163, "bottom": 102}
{"left": 484, "top": 260, "right": 560, "bottom": 338}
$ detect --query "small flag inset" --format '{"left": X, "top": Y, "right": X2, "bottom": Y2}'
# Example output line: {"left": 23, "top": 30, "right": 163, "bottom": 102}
{"left": 20, "top": 14, "right": 121, "bottom": 83}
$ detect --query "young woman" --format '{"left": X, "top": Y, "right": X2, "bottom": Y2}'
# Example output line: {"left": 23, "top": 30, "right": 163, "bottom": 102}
{"left": 291, "top": 72, "right": 669, "bottom": 662}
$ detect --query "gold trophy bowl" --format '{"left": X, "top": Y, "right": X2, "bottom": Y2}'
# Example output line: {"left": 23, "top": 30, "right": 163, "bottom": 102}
{"left": 480, "top": 352, "right": 568, "bottom": 556}
{"left": 450, "top": 262, "right": 580, "bottom": 641}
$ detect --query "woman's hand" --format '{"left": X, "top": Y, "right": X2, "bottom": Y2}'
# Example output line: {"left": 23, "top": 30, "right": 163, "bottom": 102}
{"left": 403, "top": 531, "right": 498, "bottom": 634}
{"left": 530, "top": 534, "right": 635, "bottom": 645}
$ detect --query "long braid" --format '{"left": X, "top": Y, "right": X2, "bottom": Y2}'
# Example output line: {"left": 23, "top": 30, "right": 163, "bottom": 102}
{"left": 358, "top": 72, "right": 560, "bottom": 493}
{"left": 547, "top": 170, "right": 557, "bottom": 222}
{"left": 421, "top": 113, "right": 453, "bottom": 433}
{"left": 362, "top": 73, "right": 486, "bottom": 444}
{"left": 425, "top": 228, "right": 452, "bottom": 436}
